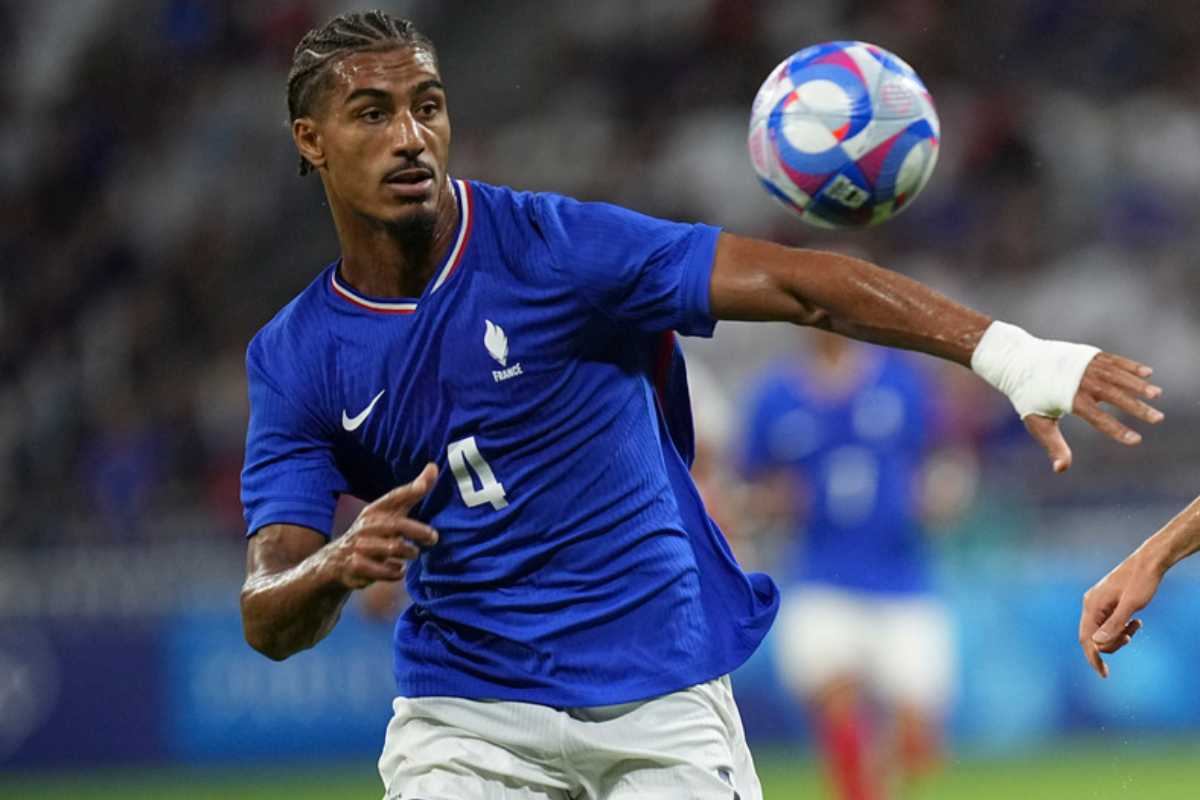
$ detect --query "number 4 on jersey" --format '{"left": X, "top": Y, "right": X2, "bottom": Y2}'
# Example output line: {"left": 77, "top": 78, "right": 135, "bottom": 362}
{"left": 447, "top": 436, "right": 509, "bottom": 510}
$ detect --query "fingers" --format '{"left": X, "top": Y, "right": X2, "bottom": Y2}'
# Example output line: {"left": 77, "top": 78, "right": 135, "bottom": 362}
{"left": 1077, "top": 354, "right": 1163, "bottom": 430}
{"left": 1070, "top": 354, "right": 1164, "bottom": 449}
{"left": 1079, "top": 585, "right": 1118, "bottom": 677}
{"left": 1079, "top": 574, "right": 1149, "bottom": 678}
{"left": 1023, "top": 415, "right": 1072, "bottom": 473}
{"left": 1081, "top": 362, "right": 1164, "bottom": 424}
{"left": 1087, "top": 360, "right": 1162, "bottom": 401}
{"left": 1091, "top": 593, "right": 1147, "bottom": 645}
{"left": 355, "top": 511, "right": 440, "bottom": 544}
{"left": 354, "top": 530, "right": 424, "bottom": 562}
{"left": 1073, "top": 396, "right": 1142, "bottom": 446}
{"left": 1081, "top": 639, "right": 1108, "bottom": 678}
{"left": 337, "top": 465, "right": 442, "bottom": 590}
{"left": 1081, "top": 619, "right": 1142, "bottom": 679}
{"left": 342, "top": 551, "right": 410, "bottom": 588}
{"left": 374, "top": 463, "right": 440, "bottom": 514}
{"left": 1091, "top": 383, "right": 1164, "bottom": 426}
{"left": 1093, "top": 351, "right": 1153, "bottom": 379}
{"left": 1096, "top": 619, "right": 1142, "bottom": 654}
{"left": 340, "top": 519, "right": 437, "bottom": 588}
{"left": 379, "top": 516, "right": 439, "bottom": 547}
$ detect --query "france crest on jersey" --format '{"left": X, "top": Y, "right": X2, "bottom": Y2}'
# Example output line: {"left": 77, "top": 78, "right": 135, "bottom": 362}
{"left": 241, "top": 179, "right": 779, "bottom": 707}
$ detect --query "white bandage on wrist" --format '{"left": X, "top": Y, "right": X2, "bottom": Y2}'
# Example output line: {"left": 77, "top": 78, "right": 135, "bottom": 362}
{"left": 970, "top": 321, "right": 1100, "bottom": 419}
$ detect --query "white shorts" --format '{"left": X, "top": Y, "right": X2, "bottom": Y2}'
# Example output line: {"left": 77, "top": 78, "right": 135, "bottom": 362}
{"left": 378, "top": 676, "right": 761, "bottom": 800}
{"left": 772, "top": 585, "right": 955, "bottom": 714}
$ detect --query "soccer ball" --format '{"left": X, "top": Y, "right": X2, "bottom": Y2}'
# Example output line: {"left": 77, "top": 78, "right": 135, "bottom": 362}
{"left": 748, "top": 41, "right": 940, "bottom": 228}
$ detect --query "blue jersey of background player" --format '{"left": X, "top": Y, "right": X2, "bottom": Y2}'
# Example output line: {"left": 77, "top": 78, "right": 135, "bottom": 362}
{"left": 237, "top": 11, "right": 1161, "bottom": 799}
{"left": 742, "top": 334, "right": 937, "bottom": 594}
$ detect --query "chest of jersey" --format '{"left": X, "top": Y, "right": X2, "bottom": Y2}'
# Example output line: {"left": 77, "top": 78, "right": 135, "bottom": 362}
{"left": 329, "top": 248, "right": 651, "bottom": 530}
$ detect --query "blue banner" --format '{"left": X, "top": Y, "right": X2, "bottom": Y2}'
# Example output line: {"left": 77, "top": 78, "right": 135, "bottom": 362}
{"left": 161, "top": 611, "right": 397, "bottom": 762}
{"left": 6, "top": 567, "right": 1200, "bottom": 768}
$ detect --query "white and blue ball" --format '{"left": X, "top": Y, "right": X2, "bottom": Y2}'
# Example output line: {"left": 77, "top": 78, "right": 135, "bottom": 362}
{"left": 748, "top": 41, "right": 940, "bottom": 228}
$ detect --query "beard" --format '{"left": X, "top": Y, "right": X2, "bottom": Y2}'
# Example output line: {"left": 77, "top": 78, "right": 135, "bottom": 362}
{"left": 387, "top": 203, "right": 438, "bottom": 264}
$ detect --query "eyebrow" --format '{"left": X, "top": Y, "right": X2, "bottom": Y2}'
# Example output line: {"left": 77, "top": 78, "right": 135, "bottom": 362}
{"left": 412, "top": 79, "right": 445, "bottom": 96}
{"left": 343, "top": 80, "right": 445, "bottom": 106}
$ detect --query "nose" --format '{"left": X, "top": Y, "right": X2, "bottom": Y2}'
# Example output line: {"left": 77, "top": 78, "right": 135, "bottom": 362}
{"left": 391, "top": 111, "right": 425, "bottom": 159}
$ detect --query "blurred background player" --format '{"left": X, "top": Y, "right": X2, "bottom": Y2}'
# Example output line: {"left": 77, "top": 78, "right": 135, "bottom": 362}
{"left": 740, "top": 330, "right": 954, "bottom": 800}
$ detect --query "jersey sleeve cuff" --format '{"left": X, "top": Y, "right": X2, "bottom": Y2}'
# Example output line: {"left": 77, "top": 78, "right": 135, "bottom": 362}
{"left": 245, "top": 500, "right": 334, "bottom": 539}
{"left": 678, "top": 224, "right": 721, "bottom": 338}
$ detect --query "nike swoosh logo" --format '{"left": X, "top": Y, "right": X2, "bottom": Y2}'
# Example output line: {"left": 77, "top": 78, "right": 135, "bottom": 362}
{"left": 342, "top": 389, "right": 386, "bottom": 432}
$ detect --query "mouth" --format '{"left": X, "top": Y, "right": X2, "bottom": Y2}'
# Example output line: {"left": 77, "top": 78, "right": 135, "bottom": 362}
{"left": 383, "top": 166, "right": 436, "bottom": 199}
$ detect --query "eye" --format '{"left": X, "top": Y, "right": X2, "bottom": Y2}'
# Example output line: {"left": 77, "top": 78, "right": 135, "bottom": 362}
{"left": 359, "top": 107, "right": 388, "bottom": 124}
{"left": 416, "top": 101, "right": 440, "bottom": 119}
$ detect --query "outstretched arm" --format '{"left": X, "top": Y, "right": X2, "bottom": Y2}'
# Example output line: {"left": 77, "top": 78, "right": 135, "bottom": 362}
{"left": 241, "top": 464, "right": 438, "bottom": 660}
{"left": 708, "top": 233, "right": 1163, "bottom": 471}
{"left": 1079, "top": 496, "right": 1200, "bottom": 678}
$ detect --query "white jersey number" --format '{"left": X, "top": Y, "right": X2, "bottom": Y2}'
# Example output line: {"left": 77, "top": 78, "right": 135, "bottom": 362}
{"left": 824, "top": 445, "right": 878, "bottom": 527}
{"left": 447, "top": 436, "right": 509, "bottom": 510}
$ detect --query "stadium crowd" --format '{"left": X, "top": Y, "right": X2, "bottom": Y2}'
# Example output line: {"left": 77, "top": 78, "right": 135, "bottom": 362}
{"left": 3, "top": 0, "right": 1200, "bottom": 555}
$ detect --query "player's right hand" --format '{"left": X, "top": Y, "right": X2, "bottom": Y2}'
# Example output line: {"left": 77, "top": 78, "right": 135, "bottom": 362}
{"left": 328, "top": 463, "right": 440, "bottom": 589}
{"left": 1078, "top": 549, "right": 1160, "bottom": 678}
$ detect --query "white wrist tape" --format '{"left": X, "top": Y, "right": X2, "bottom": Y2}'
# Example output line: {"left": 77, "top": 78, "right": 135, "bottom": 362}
{"left": 970, "top": 321, "right": 1100, "bottom": 419}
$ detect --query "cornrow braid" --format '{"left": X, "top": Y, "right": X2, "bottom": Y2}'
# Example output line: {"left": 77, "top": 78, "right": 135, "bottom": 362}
{"left": 287, "top": 10, "right": 437, "bottom": 176}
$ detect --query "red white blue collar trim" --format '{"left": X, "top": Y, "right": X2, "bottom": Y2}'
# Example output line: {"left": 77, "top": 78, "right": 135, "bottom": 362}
{"left": 329, "top": 178, "right": 472, "bottom": 314}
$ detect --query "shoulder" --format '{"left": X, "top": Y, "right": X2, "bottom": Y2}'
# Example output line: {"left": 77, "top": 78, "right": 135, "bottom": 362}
{"left": 466, "top": 179, "right": 586, "bottom": 237}
{"left": 462, "top": 179, "right": 539, "bottom": 237}
{"left": 246, "top": 264, "right": 337, "bottom": 385}
{"left": 472, "top": 180, "right": 665, "bottom": 243}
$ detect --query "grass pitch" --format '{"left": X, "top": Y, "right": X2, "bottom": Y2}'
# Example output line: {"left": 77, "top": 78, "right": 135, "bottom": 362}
{"left": 5, "top": 740, "right": 1200, "bottom": 798}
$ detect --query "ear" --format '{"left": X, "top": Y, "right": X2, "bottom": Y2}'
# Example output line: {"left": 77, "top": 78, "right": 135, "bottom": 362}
{"left": 292, "top": 117, "right": 326, "bottom": 171}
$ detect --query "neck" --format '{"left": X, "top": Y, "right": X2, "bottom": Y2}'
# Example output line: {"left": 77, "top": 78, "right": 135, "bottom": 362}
{"left": 811, "top": 346, "right": 871, "bottom": 394}
{"left": 333, "top": 180, "right": 459, "bottom": 298}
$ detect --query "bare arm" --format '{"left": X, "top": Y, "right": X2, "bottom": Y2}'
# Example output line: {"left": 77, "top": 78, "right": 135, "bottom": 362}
{"left": 708, "top": 233, "right": 1162, "bottom": 469}
{"left": 1079, "top": 495, "right": 1200, "bottom": 677}
{"left": 709, "top": 233, "right": 988, "bottom": 364}
{"left": 1140, "top": 497, "right": 1200, "bottom": 569}
{"left": 240, "top": 464, "right": 438, "bottom": 661}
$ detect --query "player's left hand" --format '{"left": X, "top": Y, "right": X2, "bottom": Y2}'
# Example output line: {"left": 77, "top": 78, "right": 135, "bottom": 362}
{"left": 1078, "top": 551, "right": 1161, "bottom": 678}
{"left": 1024, "top": 352, "right": 1162, "bottom": 473}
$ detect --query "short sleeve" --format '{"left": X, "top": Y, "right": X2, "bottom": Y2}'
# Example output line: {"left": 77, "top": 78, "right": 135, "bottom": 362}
{"left": 240, "top": 340, "right": 348, "bottom": 537}
{"left": 529, "top": 193, "right": 720, "bottom": 337}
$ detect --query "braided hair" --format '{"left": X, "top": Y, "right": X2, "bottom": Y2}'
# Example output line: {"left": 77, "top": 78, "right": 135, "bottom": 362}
{"left": 287, "top": 10, "right": 437, "bottom": 175}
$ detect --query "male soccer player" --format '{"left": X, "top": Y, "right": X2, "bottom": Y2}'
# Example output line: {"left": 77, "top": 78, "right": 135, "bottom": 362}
{"left": 1079, "top": 498, "right": 1200, "bottom": 678}
{"left": 741, "top": 333, "right": 951, "bottom": 800}
{"left": 239, "top": 11, "right": 1163, "bottom": 799}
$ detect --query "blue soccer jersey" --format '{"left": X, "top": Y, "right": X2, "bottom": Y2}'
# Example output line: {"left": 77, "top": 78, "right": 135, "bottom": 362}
{"left": 741, "top": 349, "right": 936, "bottom": 594}
{"left": 241, "top": 179, "right": 779, "bottom": 707}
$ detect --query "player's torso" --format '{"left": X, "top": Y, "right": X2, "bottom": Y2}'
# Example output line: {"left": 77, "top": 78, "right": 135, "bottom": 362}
{"left": 320, "top": 181, "right": 695, "bottom": 629}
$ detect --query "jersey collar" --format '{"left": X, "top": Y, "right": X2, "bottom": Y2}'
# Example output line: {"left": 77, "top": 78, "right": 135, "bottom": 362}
{"left": 328, "top": 178, "right": 473, "bottom": 314}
